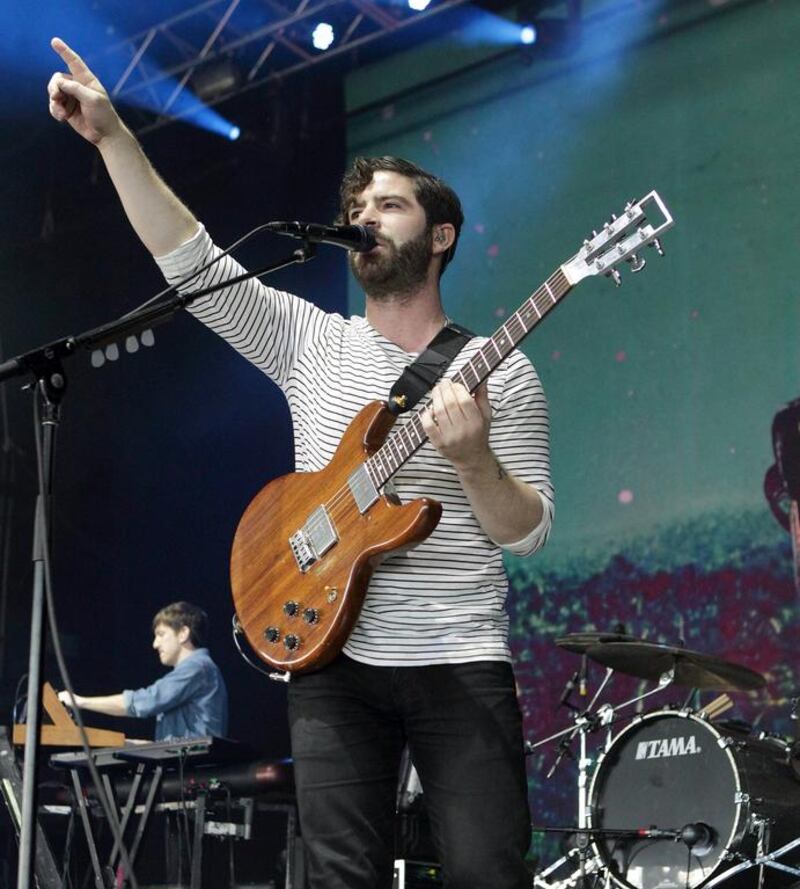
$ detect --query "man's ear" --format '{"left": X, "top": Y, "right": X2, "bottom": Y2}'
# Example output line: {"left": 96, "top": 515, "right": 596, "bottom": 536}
{"left": 432, "top": 224, "right": 455, "bottom": 255}
{"left": 178, "top": 625, "right": 191, "bottom": 645}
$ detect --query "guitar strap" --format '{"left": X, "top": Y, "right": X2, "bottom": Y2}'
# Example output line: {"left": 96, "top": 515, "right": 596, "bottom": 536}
{"left": 387, "top": 321, "right": 475, "bottom": 415}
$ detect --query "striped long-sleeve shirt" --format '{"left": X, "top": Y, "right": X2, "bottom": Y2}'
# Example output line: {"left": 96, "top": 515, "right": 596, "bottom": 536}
{"left": 156, "top": 225, "right": 554, "bottom": 666}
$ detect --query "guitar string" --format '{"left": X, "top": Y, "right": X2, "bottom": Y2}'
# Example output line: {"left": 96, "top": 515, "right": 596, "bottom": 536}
{"left": 312, "top": 270, "right": 569, "bottom": 522}
{"left": 319, "top": 275, "right": 565, "bottom": 521}
{"left": 316, "top": 270, "right": 567, "bottom": 519}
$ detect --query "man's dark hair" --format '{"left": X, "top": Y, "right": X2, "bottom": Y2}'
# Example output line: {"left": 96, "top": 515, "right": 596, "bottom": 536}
{"left": 338, "top": 156, "right": 464, "bottom": 277}
{"left": 153, "top": 601, "right": 208, "bottom": 648}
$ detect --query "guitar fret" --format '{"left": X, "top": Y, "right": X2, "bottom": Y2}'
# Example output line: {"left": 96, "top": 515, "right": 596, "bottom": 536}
{"left": 507, "top": 315, "right": 526, "bottom": 339}
{"left": 544, "top": 281, "right": 557, "bottom": 303}
{"left": 388, "top": 437, "right": 402, "bottom": 467}
{"left": 487, "top": 339, "right": 504, "bottom": 361}
{"left": 408, "top": 418, "right": 423, "bottom": 451}
{"left": 398, "top": 431, "right": 410, "bottom": 459}
{"left": 365, "top": 458, "right": 379, "bottom": 489}
{"left": 495, "top": 324, "right": 512, "bottom": 353}
{"left": 474, "top": 352, "right": 491, "bottom": 374}
{"left": 459, "top": 365, "right": 478, "bottom": 390}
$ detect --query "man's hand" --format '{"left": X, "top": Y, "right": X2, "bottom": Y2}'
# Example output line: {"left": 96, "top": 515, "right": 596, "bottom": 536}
{"left": 47, "top": 37, "right": 123, "bottom": 145}
{"left": 421, "top": 379, "right": 545, "bottom": 547}
{"left": 57, "top": 689, "right": 82, "bottom": 709}
{"left": 421, "top": 380, "right": 492, "bottom": 471}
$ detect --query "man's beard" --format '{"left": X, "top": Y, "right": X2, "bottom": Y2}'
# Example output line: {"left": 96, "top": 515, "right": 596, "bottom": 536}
{"left": 349, "top": 227, "right": 433, "bottom": 301}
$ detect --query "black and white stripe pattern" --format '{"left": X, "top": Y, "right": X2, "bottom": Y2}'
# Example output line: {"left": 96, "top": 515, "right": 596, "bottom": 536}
{"left": 157, "top": 226, "right": 554, "bottom": 666}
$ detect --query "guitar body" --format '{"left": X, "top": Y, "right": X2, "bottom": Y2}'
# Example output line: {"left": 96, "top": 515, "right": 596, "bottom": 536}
{"left": 230, "top": 401, "right": 442, "bottom": 673}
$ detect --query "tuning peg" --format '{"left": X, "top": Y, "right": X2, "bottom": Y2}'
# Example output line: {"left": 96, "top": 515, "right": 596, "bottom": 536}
{"left": 627, "top": 253, "right": 646, "bottom": 273}
{"left": 606, "top": 269, "right": 622, "bottom": 287}
{"left": 649, "top": 237, "right": 665, "bottom": 256}
{"left": 625, "top": 201, "right": 636, "bottom": 218}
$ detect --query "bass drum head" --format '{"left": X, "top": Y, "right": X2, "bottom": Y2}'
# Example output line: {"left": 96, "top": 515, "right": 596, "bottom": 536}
{"left": 588, "top": 711, "right": 740, "bottom": 889}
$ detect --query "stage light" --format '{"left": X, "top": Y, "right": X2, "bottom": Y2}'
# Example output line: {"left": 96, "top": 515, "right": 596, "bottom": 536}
{"left": 408, "top": 0, "right": 433, "bottom": 10}
{"left": 520, "top": 24, "right": 537, "bottom": 45}
{"left": 228, "top": 125, "right": 241, "bottom": 141}
{"left": 311, "top": 22, "right": 335, "bottom": 51}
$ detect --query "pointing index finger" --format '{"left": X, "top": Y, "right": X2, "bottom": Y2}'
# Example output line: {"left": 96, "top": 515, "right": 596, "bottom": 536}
{"left": 51, "top": 37, "right": 92, "bottom": 81}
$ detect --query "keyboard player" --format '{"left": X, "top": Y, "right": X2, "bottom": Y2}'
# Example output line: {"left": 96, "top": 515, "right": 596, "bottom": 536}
{"left": 58, "top": 601, "right": 228, "bottom": 741}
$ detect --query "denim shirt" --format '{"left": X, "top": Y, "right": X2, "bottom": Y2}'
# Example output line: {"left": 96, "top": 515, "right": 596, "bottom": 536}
{"left": 122, "top": 648, "right": 229, "bottom": 741}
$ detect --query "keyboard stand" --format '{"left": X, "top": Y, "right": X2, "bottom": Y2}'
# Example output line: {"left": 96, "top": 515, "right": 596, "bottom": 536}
{"left": 62, "top": 751, "right": 167, "bottom": 889}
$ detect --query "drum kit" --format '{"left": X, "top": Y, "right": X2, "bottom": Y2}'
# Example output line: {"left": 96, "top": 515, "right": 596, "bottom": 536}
{"left": 530, "top": 633, "right": 800, "bottom": 889}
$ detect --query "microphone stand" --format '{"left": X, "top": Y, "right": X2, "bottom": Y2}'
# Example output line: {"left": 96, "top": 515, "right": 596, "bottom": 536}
{"left": 2, "top": 242, "right": 315, "bottom": 889}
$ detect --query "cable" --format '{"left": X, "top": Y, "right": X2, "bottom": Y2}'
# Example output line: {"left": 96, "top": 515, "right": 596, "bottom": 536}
{"left": 231, "top": 614, "right": 278, "bottom": 679}
{"left": 120, "top": 221, "right": 279, "bottom": 321}
{"left": 11, "top": 672, "right": 29, "bottom": 726}
{"left": 31, "top": 390, "right": 141, "bottom": 889}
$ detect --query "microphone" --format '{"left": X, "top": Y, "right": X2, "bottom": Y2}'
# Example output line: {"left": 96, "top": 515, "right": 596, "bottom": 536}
{"left": 266, "top": 221, "right": 377, "bottom": 252}
{"left": 579, "top": 654, "right": 588, "bottom": 697}
{"left": 557, "top": 670, "right": 579, "bottom": 710}
{"left": 679, "top": 822, "right": 715, "bottom": 854}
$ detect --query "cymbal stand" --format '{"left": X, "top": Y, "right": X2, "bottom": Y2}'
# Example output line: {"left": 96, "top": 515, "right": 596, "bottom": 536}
{"left": 530, "top": 669, "right": 678, "bottom": 889}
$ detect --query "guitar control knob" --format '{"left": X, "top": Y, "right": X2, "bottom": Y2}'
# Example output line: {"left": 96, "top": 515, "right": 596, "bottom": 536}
{"left": 263, "top": 626, "right": 280, "bottom": 643}
{"left": 283, "top": 601, "right": 299, "bottom": 617}
{"left": 284, "top": 634, "right": 300, "bottom": 651}
{"left": 302, "top": 608, "right": 319, "bottom": 625}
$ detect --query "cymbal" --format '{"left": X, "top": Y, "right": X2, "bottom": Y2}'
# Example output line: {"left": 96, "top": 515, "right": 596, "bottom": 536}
{"left": 555, "top": 632, "right": 639, "bottom": 654}
{"left": 584, "top": 641, "right": 766, "bottom": 692}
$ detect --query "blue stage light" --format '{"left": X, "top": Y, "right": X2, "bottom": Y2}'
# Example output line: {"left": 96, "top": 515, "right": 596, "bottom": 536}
{"left": 228, "top": 125, "right": 241, "bottom": 141}
{"left": 408, "top": 0, "right": 433, "bottom": 10}
{"left": 311, "top": 22, "right": 334, "bottom": 51}
{"left": 520, "top": 24, "right": 537, "bottom": 45}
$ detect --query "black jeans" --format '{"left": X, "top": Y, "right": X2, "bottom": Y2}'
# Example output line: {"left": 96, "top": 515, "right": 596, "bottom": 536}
{"left": 288, "top": 655, "right": 532, "bottom": 889}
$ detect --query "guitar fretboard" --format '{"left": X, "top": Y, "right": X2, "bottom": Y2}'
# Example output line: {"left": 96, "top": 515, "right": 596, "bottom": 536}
{"left": 365, "top": 266, "right": 572, "bottom": 488}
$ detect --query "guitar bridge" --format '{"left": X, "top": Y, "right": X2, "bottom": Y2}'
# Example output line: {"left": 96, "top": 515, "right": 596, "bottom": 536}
{"left": 289, "top": 505, "right": 338, "bottom": 572}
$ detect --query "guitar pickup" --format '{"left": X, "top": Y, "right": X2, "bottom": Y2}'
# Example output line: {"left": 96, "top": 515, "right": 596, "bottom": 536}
{"left": 289, "top": 506, "right": 338, "bottom": 572}
{"left": 348, "top": 464, "right": 379, "bottom": 514}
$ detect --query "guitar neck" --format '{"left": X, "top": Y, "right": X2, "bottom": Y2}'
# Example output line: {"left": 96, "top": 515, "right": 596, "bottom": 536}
{"left": 367, "top": 266, "right": 572, "bottom": 487}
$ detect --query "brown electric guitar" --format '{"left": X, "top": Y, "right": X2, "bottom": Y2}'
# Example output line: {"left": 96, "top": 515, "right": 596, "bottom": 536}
{"left": 230, "top": 192, "right": 674, "bottom": 674}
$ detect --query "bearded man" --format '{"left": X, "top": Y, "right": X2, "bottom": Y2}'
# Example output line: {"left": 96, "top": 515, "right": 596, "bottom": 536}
{"left": 47, "top": 36, "right": 553, "bottom": 889}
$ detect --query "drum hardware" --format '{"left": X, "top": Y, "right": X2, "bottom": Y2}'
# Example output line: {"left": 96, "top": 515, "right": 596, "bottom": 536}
{"left": 532, "top": 635, "right": 776, "bottom": 889}
{"left": 587, "top": 709, "right": 800, "bottom": 889}
{"left": 529, "top": 659, "right": 684, "bottom": 889}
{"left": 703, "top": 832, "right": 800, "bottom": 889}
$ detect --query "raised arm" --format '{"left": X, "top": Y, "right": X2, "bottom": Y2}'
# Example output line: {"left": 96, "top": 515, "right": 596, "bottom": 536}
{"left": 47, "top": 37, "right": 198, "bottom": 257}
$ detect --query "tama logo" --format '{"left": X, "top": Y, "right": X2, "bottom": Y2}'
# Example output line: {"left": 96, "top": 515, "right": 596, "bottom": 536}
{"left": 635, "top": 736, "right": 701, "bottom": 760}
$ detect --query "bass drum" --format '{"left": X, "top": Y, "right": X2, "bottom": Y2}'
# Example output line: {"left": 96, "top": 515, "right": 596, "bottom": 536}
{"left": 588, "top": 709, "right": 800, "bottom": 889}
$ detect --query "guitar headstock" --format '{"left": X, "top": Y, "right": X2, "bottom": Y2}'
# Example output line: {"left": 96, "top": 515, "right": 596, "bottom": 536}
{"left": 561, "top": 190, "right": 674, "bottom": 286}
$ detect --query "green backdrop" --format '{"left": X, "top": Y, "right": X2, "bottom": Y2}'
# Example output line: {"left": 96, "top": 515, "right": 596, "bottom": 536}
{"left": 344, "top": 0, "right": 800, "bottom": 863}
